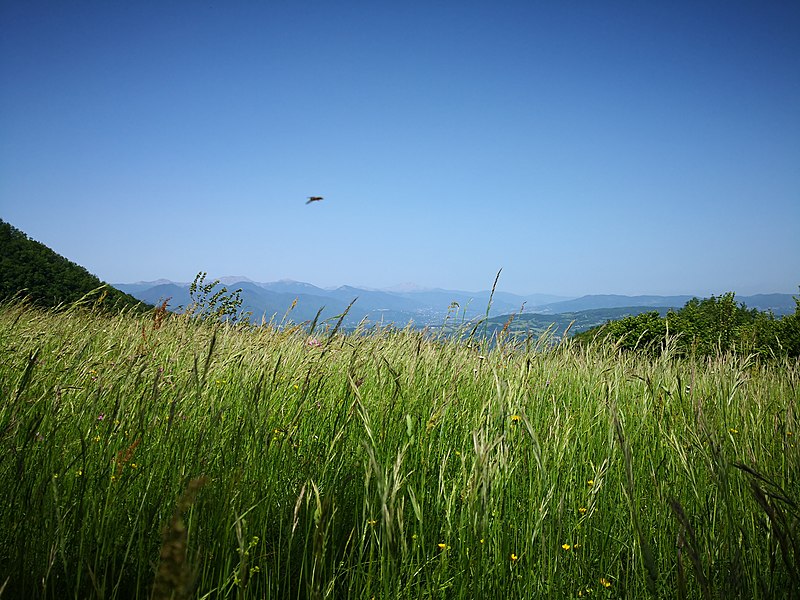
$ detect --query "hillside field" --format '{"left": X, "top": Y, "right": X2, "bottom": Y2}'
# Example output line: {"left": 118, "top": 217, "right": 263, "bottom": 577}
{"left": 0, "top": 301, "right": 798, "bottom": 598}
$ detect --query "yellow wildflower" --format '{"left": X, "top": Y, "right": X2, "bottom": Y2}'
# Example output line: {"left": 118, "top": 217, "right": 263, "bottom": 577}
{"left": 437, "top": 543, "right": 448, "bottom": 551}
{"left": 729, "top": 428, "right": 738, "bottom": 434}
{"left": 562, "top": 544, "right": 571, "bottom": 551}
{"left": 510, "top": 553, "right": 518, "bottom": 562}
{"left": 510, "top": 414, "right": 522, "bottom": 422}
{"left": 587, "top": 479, "right": 594, "bottom": 487}
{"left": 579, "top": 507, "right": 587, "bottom": 514}
{"left": 600, "top": 577, "right": 612, "bottom": 588}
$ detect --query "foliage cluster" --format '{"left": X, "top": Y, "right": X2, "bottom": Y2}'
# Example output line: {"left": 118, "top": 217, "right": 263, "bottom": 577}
{"left": 0, "top": 299, "right": 798, "bottom": 598}
{"left": 573, "top": 292, "right": 800, "bottom": 358}
{"left": 0, "top": 219, "right": 146, "bottom": 312}
{"left": 183, "top": 271, "right": 249, "bottom": 324}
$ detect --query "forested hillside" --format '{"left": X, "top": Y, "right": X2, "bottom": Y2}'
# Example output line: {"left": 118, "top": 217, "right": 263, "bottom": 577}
{"left": 0, "top": 219, "right": 147, "bottom": 310}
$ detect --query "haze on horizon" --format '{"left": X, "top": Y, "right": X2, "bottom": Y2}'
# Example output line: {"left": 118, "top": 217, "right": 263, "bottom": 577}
{"left": 1, "top": 1, "right": 798, "bottom": 297}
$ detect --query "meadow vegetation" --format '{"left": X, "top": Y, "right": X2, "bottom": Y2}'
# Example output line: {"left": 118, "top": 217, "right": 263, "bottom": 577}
{"left": 1, "top": 294, "right": 798, "bottom": 598}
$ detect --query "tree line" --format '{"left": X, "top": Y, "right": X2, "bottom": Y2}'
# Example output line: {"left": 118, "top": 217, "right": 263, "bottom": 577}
{"left": 573, "top": 291, "right": 800, "bottom": 358}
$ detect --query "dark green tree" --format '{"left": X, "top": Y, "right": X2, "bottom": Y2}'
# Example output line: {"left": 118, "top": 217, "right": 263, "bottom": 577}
{"left": 597, "top": 311, "right": 668, "bottom": 354}
{"left": 575, "top": 291, "right": 799, "bottom": 359}
{"left": 775, "top": 294, "right": 800, "bottom": 357}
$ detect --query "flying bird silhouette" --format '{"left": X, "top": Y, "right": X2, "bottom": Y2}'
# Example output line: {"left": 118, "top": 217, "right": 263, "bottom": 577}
{"left": 306, "top": 196, "right": 324, "bottom": 204}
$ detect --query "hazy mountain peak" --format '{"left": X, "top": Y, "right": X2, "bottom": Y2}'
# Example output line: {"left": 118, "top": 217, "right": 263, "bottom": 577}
{"left": 384, "top": 282, "right": 432, "bottom": 293}
{"left": 216, "top": 275, "right": 254, "bottom": 285}
{"left": 127, "top": 278, "right": 174, "bottom": 286}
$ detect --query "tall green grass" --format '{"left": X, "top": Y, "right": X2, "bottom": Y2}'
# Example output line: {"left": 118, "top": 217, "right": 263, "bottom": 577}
{"left": 0, "top": 300, "right": 797, "bottom": 598}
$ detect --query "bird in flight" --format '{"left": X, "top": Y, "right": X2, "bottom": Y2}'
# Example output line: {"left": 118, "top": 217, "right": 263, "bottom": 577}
{"left": 306, "top": 196, "right": 324, "bottom": 204}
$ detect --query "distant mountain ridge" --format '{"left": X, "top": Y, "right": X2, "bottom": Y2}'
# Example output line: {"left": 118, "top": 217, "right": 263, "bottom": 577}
{"left": 114, "top": 277, "right": 580, "bottom": 323}
{"left": 531, "top": 294, "right": 696, "bottom": 313}
{"left": 113, "top": 276, "right": 798, "bottom": 331}
{"left": 531, "top": 293, "right": 797, "bottom": 316}
{"left": 4, "top": 218, "right": 793, "bottom": 330}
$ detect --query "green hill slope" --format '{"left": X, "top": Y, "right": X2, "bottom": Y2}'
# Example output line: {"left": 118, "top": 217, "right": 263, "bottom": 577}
{"left": 483, "top": 306, "right": 674, "bottom": 339}
{"left": 0, "top": 219, "right": 148, "bottom": 310}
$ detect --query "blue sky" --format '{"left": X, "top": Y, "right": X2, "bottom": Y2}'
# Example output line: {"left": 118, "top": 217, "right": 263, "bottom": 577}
{"left": 1, "top": 1, "right": 798, "bottom": 296}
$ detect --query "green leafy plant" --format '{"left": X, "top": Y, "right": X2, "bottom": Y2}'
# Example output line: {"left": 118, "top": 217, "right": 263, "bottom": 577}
{"left": 183, "top": 271, "right": 249, "bottom": 324}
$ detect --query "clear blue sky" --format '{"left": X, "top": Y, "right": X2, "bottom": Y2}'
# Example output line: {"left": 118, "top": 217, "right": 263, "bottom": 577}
{"left": 2, "top": 1, "right": 798, "bottom": 296}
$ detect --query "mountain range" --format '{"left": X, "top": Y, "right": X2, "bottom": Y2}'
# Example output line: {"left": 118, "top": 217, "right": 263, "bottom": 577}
{"left": 4, "top": 218, "right": 794, "bottom": 338}
{"left": 114, "top": 277, "right": 798, "bottom": 334}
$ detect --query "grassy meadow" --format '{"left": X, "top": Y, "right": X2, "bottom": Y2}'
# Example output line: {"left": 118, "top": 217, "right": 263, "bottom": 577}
{"left": 0, "top": 300, "right": 798, "bottom": 598}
